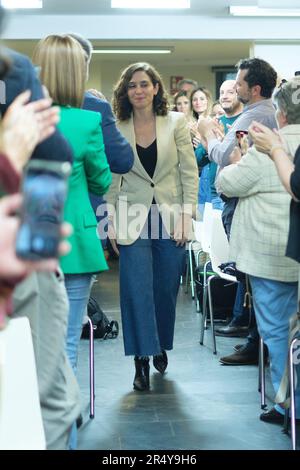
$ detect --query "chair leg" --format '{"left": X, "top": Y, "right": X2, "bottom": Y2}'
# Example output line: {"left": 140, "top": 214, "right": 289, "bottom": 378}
{"left": 207, "top": 275, "right": 217, "bottom": 354}
{"left": 185, "top": 247, "right": 190, "bottom": 294}
{"left": 258, "top": 336, "right": 267, "bottom": 409}
{"left": 189, "top": 242, "right": 195, "bottom": 299}
{"left": 200, "top": 284, "right": 207, "bottom": 345}
{"left": 289, "top": 337, "right": 297, "bottom": 450}
{"left": 203, "top": 261, "right": 210, "bottom": 329}
{"left": 195, "top": 250, "right": 204, "bottom": 314}
{"left": 88, "top": 318, "right": 95, "bottom": 419}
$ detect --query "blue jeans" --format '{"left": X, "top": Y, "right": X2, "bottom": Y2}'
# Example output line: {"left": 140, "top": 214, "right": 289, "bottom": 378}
{"left": 249, "top": 275, "right": 299, "bottom": 415}
{"left": 65, "top": 273, "right": 93, "bottom": 372}
{"left": 119, "top": 213, "right": 185, "bottom": 356}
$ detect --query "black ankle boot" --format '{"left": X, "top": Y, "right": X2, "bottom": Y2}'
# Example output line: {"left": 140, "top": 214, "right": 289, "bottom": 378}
{"left": 153, "top": 350, "right": 168, "bottom": 374}
{"left": 133, "top": 356, "right": 150, "bottom": 391}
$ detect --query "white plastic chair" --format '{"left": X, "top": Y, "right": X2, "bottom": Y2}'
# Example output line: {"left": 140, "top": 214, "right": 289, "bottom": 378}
{"left": 185, "top": 203, "right": 213, "bottom": 300}
{"left": 200, "top": 210, "right": 238, "bottom": 354}
{"left": 282, "top": 337, "right": 298, "bottom": 450}
{"left": 0, "top": 318, "right": 46, "bottom": 450}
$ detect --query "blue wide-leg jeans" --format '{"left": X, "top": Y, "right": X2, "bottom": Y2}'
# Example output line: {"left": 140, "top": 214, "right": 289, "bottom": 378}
{"left": 119, "top": 232, "right": 185, "bottom": 357}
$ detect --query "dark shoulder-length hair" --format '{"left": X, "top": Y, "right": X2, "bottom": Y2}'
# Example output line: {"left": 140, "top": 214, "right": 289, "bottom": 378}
{"left": 112, "top": 62, "right": 169, "bottom": 121}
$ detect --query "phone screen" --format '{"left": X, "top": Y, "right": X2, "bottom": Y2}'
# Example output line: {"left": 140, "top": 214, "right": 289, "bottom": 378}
{"left": 16, "top": 167, "right": 68, "bottom": 260}
{"left": 236, "top": 130, "right": 249, "bottom": 155}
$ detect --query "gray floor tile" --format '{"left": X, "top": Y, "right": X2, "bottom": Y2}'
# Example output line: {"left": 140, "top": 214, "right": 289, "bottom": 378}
{"left": 76, "top": 259, "right": 292, "bottom": 450}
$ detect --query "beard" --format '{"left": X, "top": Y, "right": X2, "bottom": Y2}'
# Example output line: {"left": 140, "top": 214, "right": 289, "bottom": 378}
{"left": 221, "top": 100, "right": 242, "bottom": 115}
{"left": 237, "top": 95, "right": 249, "bottom": 105}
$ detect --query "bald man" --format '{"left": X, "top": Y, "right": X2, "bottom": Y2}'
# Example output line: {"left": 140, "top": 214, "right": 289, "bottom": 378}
{"left": 219, "top": 79, "right": 243, "bottom": 124}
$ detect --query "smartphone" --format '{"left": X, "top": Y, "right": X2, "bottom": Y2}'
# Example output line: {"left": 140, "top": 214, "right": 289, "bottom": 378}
{"left": 236, "top": 130, "right": 249, "bottom": 154}
{"left": 16, "top": 160, "right": 71, "bottom": 261}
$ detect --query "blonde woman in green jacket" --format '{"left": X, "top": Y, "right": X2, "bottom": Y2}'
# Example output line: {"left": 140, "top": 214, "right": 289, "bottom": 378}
{"left": 33, "top": 35, "right": 111, "bottom": 376}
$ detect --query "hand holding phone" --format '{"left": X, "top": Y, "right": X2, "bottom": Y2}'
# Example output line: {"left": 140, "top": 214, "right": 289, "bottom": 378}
{"left": 236, "top": 130, "right": 249, "bottom": 155}
{"left": 16, "top": 160, "right": 71, "bottom": 261}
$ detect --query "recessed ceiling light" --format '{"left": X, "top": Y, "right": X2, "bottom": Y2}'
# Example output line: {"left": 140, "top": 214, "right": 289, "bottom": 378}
{"left": 1, "top": 0, "right": 42, "bottom": 8}
{"left": 111, "top": 0, "right": 190, "bottom": 9}
{"left": 229, "top": 5, "right": 300, "bottom": 16}
{"left": 92, "top": 48, "right": 172, "bottom": 54}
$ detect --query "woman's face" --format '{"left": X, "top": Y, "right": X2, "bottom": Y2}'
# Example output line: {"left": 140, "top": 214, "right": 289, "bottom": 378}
{"left": 127, "top": 70, "right": 159, "bottom": 112}
{"left": 176, "top": 96, "right": 190, "bottom": 115}
{"left": 192, "top": 90, "right": 208, "bottom": 115}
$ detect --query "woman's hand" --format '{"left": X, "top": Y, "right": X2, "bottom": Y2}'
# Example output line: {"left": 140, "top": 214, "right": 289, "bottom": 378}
{"left": 248, "top": 121, "right": 284, "bottom": 159}
{"left": 172, "top": 213, "right": 192, "bottom": 247}
{"left": 0, "top": 90, "right": 60, "bottom": 172}
{"left": 192, "top": 133, "right": 202, "bottom": 148}
{"left": 107, "top": 220, "right": 119, "bottom": 256}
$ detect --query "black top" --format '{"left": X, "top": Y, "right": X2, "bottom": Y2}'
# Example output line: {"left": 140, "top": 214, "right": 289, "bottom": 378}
{"left": 286, "top": 146, "right": 300, "bottom": 263}
{"left": 136, "top": 139, "right": 157, "bottom": 179}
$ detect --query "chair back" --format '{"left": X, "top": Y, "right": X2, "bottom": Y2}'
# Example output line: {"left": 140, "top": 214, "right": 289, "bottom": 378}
{"left": 192, "top": 219, "right": 203, "bottom": 244}
{"left": 210, "top": 210, "right": 236, "bottom": 282}
{"left": 201, "top": 203, "right": 213, "bottom": 254}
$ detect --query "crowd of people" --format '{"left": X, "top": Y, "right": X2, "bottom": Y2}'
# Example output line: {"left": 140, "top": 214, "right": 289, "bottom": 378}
{"left": 1, "top": 3, "right": 300, "bottom": 450}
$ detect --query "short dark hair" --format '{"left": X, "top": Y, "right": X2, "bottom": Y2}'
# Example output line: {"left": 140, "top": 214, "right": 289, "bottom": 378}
{"left": 112, "top": 62, "right": 169, "bottom": 121}
{"left": 68, "top": 33, "right": 93, "bottom": 61}
{"left": 236, "top": 58, "right": 277, "bottom": 99}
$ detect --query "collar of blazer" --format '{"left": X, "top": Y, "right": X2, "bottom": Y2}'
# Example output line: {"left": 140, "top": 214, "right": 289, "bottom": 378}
{"left": 119, "top": 114, "right": 170, "bottom": 183}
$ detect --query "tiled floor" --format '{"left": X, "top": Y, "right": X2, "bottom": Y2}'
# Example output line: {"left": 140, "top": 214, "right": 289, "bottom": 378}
{"left": 76, "top": 259, "right": 292, "bottom": 450}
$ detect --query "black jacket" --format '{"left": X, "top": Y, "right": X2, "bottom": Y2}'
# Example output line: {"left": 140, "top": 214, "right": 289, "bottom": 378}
{"left": 286, "top": 145, "right": 300, "bottom": 263}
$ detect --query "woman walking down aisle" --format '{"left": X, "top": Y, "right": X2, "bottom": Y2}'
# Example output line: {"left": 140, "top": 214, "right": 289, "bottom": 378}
{"left": 106, "top": 62, "right": 198, "bottom": 392}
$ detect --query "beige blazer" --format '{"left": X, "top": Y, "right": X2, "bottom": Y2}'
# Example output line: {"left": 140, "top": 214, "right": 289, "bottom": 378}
{"left": 105, "top": 111, "right": 199, "bottom": 245}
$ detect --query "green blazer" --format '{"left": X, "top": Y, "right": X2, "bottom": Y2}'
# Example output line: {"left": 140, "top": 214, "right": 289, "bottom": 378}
{"left": 58, "top": 106, "right": 112, "bottom": 274}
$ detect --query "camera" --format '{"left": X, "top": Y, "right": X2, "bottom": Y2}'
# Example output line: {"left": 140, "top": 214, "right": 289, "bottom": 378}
{"left": 15, "top": 159, "right": 71, "bottom": 260}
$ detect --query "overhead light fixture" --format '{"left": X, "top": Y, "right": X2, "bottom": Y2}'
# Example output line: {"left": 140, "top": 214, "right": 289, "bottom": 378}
{"left": 229, "top": 6, "right": 300, "bottom": 16}
{"left": 1, "top": 0, "right": 42, "bottom": 8}
{"left": 111, "top": 0, "right": 190, "bottom": 9}
{"left": 92, "top": 48, "right": 173, "bottom": 54}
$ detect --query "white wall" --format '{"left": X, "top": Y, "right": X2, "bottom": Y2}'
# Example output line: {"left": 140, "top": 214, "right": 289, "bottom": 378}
{"left": 3, "top": 15, "right": 300, "bottom": 41}
{"left": 252, "top": 43, "right": 300, "bottom": 81}
{"left": 88, "top": 61, "right": 215, "bottom": 102}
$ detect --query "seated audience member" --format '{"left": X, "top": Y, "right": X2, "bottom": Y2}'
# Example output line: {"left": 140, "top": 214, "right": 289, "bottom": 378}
{"left": 217, "top": 78, "right": 300, "bottom": 423}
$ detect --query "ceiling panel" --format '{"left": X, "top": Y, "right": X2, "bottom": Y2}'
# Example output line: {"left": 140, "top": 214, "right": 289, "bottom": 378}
{"left": 5, "top": 0, "right": 253, "bottom": 16}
